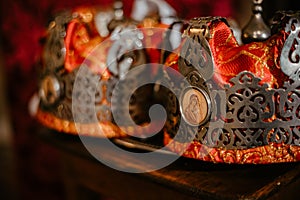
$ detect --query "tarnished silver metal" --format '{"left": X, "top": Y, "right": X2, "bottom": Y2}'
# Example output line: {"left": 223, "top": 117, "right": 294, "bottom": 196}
{"left": 94, "top": 1, "right": 128, "bottom": 38}
{"left": 163, "top": 15, "right": 300, "bottom": 149}
{"left": 183, "top": 17, "right": 227, "bottom": 40}
{"left": 71, "top": 66, "right": 117, "bottom": 123}
{"left": 39, "top": 66, "right": 117, "bottom": 123}
{"left": 165, "top": 70, "right": 300, "bottom": 149}
{"left": 95, "top": 11, "right": 114, "bottom": 38}
{"left": 39, "top": 12, "right": 152, "bottom": 126}
{"left": 42, "top": 11, "right": 72, "bottom": 71}
{"left": 270, "top": 10, "right": 300, "bottom": 34}
{"left": 178, "top": 17, "right": 224, "bottom": 81}
{"left": 38, "top": 5, "right": 151, "bottom": 120}
{"left": 241, "top": 0, "right": 271, "bottom": 44}
{"left": 39, "top": 61, "right": 153, "bottom": 125}
{"left": 39, "top": 75, "right": 62, "bottom": 106}
{"left": 108, "top": 0, "right": 133, "bottom": 32}
{"left": 40, "top": 66, "right": 156, "bottom": 126}
{"left": 113, "top": 0, "right": 124, "bottom": 20}
{"left": 107, "top": 25, "right": 145, "bottom": 79}
{"left": 280, "top": 17, "right": 300, "bottom": 80}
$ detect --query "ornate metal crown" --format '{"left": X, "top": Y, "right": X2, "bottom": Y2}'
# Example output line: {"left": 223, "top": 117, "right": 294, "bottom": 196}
{"left": 32, "top": 1, "right": 300, "bottom": 164}
{"left": 162, "top": 11, "right": 300, "bottom": 164}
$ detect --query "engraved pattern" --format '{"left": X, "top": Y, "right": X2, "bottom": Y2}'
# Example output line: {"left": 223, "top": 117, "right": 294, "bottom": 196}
{"left": 280, "top": 17, "right": 300, "bottom": 80}
{"left": 41, "top": 67, "right": 116, "bottom": 123}
{"left": 165, "top": 71, "right": 300, "bottom": 149}
{"left": 178, "top": 17, "right": 221, "bottom": 80}
{"left": 164, "top": 16, "right": 300, "bottom": 150}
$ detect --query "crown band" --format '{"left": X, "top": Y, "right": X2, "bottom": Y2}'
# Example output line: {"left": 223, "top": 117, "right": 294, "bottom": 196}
{"left": 165, "top": 71, "right": 300, "bottom": 150}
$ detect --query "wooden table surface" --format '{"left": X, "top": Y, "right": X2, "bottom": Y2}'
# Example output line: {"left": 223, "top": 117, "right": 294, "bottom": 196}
{"left": 38, "top": 128, "right": 300, "bottom": 200}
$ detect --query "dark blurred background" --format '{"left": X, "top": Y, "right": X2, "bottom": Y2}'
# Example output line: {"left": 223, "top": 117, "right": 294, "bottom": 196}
{"left": 0, "top": 0, "right": 300, "bottom": 199}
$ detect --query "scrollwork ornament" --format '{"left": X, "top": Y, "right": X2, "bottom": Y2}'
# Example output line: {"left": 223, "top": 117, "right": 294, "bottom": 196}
{"left": 178, "top": 18, "right": 216, "bottom": 80}
{"left": 280, "top": 18, "right": 300, "bottom": 80}
{"left": 165, "top": 70, "right": 300, "bottom": 149}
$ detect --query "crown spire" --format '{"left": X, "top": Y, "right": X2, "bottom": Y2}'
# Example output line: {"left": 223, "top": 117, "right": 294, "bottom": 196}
{"left": 242, "top": 0, "right": 271, "bottom": 44}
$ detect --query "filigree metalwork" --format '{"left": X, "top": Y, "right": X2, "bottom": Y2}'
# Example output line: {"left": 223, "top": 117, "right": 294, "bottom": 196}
{"left": 163, "top": 14, "right": 300, "bottom": 149}
{"left": 40, "top": 66, "right": 116, "bottom": 123}
{"left": 280, "top": 17, "right": 300, "bottom": 80}
{"left": 165, "top": 71, "right": 300, "bottom": 149}
{"left": 178, "top": 17, "right": 224, "bottom": 80}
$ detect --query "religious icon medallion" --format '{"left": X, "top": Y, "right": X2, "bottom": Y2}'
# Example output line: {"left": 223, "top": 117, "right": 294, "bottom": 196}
{"left": 180, "top": 86, "right": 211, "bottom": 126}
